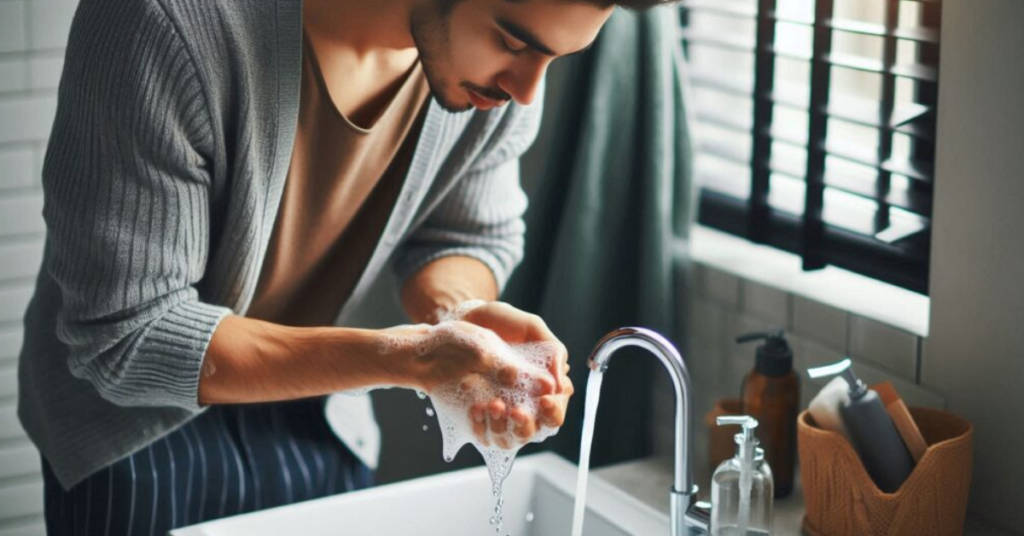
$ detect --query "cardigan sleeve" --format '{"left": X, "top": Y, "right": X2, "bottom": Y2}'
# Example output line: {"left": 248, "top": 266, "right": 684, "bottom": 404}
{"left": 41, "top": 0, "right": 233, "bottom": 412}
{"left": 391, "top": 88, "right": 545, "bottom": 295}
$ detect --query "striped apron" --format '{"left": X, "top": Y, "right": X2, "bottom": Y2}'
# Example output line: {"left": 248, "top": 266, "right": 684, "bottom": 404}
{"left": 41, "top": 397, "right": 373, "bottom": 535}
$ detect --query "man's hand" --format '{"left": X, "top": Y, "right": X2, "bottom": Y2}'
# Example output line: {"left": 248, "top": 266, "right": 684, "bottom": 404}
{"left": 457, "top": 302, "right": 574, "bottom": 448}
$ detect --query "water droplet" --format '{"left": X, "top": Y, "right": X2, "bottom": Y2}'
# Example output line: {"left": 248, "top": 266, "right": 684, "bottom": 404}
{"left": 444, "top": 455, "right": 453, "bottom": 463}
{"left": 525, "top": 512, "right": 535, "bottom": 523}
{"left": 416, "top": 390, "right": 427, "bottom": 400}
{"left": 422, "top": 425, "right": 429, "bottom": 432}
{"left": 425, "top": 407, "right": 435, "bottom": 417}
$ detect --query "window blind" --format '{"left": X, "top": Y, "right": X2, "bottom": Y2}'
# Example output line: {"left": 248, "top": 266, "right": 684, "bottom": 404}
{"left": 680, "top": 0, "right": 941, "bottom": 294}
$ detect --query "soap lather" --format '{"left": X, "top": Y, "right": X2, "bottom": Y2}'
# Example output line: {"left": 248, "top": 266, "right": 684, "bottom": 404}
{"left": 807, "top": 359, "right": 915, "bottom": 493}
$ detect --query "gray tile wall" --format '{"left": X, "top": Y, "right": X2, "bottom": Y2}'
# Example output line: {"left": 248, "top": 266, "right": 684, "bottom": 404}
{"left": 0, "top": 0, "right": 77, "bottom": 533}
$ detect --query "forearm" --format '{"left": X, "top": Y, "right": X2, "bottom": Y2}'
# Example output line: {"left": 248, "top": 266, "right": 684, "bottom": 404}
{"left": 198, "top": 315, "right": 406, "bottom": 405}
{"left": 400, "top": 255, "right": 500, "bottom": 324}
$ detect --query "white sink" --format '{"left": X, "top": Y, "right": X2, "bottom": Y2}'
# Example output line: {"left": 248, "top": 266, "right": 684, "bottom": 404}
{"left": 169, "top": 452, "right": 669, "bottom": 536}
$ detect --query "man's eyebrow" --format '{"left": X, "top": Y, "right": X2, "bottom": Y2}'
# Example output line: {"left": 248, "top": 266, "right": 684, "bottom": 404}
{"left": 495, "top": 17, "right": 595, "bottom": 57}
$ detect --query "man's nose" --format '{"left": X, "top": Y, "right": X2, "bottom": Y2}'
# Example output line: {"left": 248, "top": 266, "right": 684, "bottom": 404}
{"left": 497, "top": 59, "right": 550, "bottom": 106}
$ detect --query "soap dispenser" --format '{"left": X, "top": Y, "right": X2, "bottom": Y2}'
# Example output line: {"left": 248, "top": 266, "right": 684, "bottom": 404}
{"left": 736, "top": 329, "right": 799, "bottom": 497}
{"left": 807, "top": 358, "right": 915, "bottom": 493}
{"left": 711, "top": 416, "right": 774, "bottom": 536}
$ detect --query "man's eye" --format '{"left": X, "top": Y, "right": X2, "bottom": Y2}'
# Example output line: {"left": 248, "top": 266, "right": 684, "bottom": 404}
{"left": 499, "top": 34, "right": 526, "bottom": 54}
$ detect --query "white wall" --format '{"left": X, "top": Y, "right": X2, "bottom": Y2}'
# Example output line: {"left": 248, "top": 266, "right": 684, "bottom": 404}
{"left": 0, "top": 0, "right": 78, "bottom": 533}
{"left": 923, "top": 0, "right": 1024, "bottom": 530}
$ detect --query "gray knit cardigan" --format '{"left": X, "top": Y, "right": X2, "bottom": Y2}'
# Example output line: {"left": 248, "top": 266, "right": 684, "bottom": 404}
{"left": 18, "top": 0, "right": 542, "bottom": 490}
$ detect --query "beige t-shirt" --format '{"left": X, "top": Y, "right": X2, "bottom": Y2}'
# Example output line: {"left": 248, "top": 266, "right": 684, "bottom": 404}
{"left": 247, "top": 30, "right": 430, "bottom": 326}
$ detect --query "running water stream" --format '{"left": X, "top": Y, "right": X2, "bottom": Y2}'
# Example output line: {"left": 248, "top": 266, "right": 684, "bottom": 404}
{"left": 570, "top": 369, "right": 605, "bottom": 536}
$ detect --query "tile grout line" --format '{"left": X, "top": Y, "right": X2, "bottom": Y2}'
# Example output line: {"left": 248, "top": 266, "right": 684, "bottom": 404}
{"left": 915, "top": 336, "right": 923, "bottom": 384}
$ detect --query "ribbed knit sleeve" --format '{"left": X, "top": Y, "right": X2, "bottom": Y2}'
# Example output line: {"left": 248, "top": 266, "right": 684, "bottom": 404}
{"left": 41, "top": 0, "right": 233, "bottom": 412}
{"left": 392, "top": 92, "right": 545, "bottom": 294}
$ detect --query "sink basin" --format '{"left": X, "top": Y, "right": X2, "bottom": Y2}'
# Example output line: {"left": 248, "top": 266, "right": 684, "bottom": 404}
{"left": 169, "top": 452, "right": 669, "bottom": 536}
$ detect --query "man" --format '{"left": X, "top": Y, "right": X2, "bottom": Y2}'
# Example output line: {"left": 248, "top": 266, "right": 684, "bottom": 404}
{"left": 17, "top": 0, "right": 671, "bottom": 533}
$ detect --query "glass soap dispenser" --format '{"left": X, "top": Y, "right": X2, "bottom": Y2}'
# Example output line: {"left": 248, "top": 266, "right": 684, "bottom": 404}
{"left": 711, "top": 416, "right": 774, "bottom": 536}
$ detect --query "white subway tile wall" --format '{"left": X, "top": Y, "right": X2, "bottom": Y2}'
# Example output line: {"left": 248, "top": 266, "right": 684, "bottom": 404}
{"left": 703, "top": 265, "right": 742, "bottom": 310}
{"left": 28, "top": 1, "right": 76, "bottom": 50}
{"left": 0, "top": 0, "right": 69, "bottom": 533}
{"left": 0, "top": 3, "right": 28, "bottom": 54}
{"left": 0, "top": 60, "right": 27, "bottom": 94}
{"left": 27, "top": 54, "right": 62, "bottom": 91}
{"left": 742, "top": 279, "right": 790, "bottom": 327}
{"left": 0, "top": 147, "right": 33, "bottom": 191}
{"left": 850, "top": 315, "right": 920, "bottom": 381}
{"left": 792, "top": 295, "right": 849, "bottom": 351}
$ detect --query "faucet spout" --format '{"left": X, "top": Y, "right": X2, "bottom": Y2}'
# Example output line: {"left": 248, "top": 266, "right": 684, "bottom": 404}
{"left": 587, "top": 327, "right": 708, "bottom": 535}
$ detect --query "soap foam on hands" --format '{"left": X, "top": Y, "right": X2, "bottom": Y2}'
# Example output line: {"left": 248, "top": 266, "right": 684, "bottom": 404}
{"left": 371, "top": 300, "right": 563, "bottom": 534}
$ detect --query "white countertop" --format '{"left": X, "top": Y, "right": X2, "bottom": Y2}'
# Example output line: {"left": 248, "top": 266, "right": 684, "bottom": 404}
{"left": 593, "top": 456, "right": 1014, "bottom": 536}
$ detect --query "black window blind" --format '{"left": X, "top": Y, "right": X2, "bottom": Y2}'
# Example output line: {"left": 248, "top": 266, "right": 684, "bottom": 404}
{"left": 679, "top": 0, "right": 941, "bottom": 294}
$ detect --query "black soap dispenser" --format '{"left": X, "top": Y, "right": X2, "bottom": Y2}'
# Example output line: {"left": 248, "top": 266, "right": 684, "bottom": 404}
{"left": 736, "top": 330, "right": 800, "bottom": 498}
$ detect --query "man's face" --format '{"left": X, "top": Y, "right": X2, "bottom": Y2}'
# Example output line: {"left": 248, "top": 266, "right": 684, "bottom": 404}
{"left": 410, "top": 0, "right": 614, "bottom": 113}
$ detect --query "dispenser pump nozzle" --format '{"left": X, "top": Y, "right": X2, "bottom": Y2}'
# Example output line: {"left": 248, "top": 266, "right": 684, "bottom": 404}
{"left": 717, "top": 415, "right": 760, "bottom": 447}
{"left": 736, "top": 329, "right": 793, "bottom": 377}
{"left": 735, "top": 329, "right": 785, "bottom": 345}
{"left": 807, "top": 358, "right": 868, "bottom": 399}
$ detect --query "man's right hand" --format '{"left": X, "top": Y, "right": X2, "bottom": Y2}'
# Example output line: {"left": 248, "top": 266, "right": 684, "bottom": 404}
{"left": 378, "top": 321, "right": 559, "bottom": 448}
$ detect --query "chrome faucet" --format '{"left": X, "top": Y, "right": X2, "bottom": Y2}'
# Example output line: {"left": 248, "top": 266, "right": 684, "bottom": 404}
{"left": 587, "top": 327, "right": 711, "bottom": 535}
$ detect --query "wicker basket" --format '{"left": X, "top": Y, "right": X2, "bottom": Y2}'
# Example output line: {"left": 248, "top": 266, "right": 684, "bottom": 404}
{"left": 798, "top": 407, "right": 973, "bottom": 536}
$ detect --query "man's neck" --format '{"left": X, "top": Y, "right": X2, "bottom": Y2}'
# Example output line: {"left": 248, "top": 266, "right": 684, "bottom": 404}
{"left": 303, "top": 0, "right": 419, "bottom": 57}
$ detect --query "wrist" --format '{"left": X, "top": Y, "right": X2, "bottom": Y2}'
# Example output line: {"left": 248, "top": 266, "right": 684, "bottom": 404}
{"left": 369, "top": 324, "right": 432, "bottom": 390}
{"left": 400, "top": 256, "right": 499, "bottom": 324}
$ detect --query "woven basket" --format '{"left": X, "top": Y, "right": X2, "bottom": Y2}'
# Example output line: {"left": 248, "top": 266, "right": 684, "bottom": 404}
{"left": 798, "top": 407, "right": 973, "bottom": 536}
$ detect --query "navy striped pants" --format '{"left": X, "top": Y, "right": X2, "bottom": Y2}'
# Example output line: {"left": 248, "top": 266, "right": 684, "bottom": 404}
{"left": 41, "top": 397, "right": 373, "bottom": 536}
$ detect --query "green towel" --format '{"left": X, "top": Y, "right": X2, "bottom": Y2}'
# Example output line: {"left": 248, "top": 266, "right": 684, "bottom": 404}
{"left": 506, "top": 6, "right": 696, "bottom": 464}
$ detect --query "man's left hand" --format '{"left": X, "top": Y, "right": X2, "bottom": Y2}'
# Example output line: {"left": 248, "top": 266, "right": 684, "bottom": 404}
{"left": 456, "top": 302, "right": 573, "bottom": 448}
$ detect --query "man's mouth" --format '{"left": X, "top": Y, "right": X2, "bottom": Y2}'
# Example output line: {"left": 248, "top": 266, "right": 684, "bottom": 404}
{"left": 466, "top": 88, "right": 507, "bottom": 109}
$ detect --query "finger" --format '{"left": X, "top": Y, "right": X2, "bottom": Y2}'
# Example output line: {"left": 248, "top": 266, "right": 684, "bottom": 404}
{"left": 460, "top": 303, "right": 530, "bottom": 343}
{"left": 560, "top": 374, "right": 575, "bottom": 397}
{"left": 539, "top": 395, "right": 568, "bottom": 428}
{"left": 510, "top": 407, "right": 538, "bottom": 440}
{"left": 471, "top": 403, "right": 488, "bottom": 438}
{"left": 495, "top": 435, "right": 512, "bottom": 450}
{"left": 460, "top": 374, "right": 486, "bottom": 393}
{"left": 487, "top": 398, "right": 506, "bottom": 419}
{"left": 545, "top": 342, "right": 569, "bottom": 392}
{"left": 490, "top": 414, "right": 508, "bottom": 434}
{"left": 488, "top": 399, "right": 508, "bottom": 434}
{"left": 497, "top": 365, "right": 519, "bottom": 387}
{"left": 529, "top": 370, "right": 555, "bottom": 396}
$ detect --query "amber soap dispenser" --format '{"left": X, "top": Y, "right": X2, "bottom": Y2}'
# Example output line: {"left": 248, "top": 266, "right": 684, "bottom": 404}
{"left": 736, "top": 330, "right": 800, "bottom": 498}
